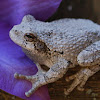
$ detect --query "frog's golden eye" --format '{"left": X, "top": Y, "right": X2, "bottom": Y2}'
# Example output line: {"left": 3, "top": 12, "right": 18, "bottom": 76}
{"left": 24, "top": 33, "right": 36, "bottom": 42}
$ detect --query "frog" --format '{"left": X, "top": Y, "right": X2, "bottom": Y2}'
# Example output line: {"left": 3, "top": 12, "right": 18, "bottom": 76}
{"left": 9, "top": 15, "right": 100, "bottom": 97}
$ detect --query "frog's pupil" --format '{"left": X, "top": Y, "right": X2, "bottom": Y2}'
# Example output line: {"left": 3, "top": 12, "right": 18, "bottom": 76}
{"left": 24, "top": 33, "right": 35, "bottom": 42}
{"left": 26, "top": 34, "right": 33, "bottom": 38}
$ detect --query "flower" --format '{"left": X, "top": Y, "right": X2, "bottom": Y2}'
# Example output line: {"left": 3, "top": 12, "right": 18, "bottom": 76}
{"left": 0, "top": 0, "right": 62, "bottom": 100}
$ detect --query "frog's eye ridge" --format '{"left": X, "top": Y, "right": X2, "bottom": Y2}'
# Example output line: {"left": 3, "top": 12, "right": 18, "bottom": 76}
{"left": 24, "top": 33, "right": 37, "bottom": 42}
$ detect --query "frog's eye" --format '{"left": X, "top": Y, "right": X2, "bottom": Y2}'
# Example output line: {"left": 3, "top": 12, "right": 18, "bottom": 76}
{"left": 24, "top": 33, "right": 36, "bottom": 42}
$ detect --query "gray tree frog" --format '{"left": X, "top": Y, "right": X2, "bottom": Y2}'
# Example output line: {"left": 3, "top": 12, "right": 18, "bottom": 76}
{"left": 9, "top": 15, "right": 100, "bottom": 97}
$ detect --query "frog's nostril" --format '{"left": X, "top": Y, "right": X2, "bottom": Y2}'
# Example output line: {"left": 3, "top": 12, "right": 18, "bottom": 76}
{"left": 13, "top": 30, "right": 19, "bottom": 35}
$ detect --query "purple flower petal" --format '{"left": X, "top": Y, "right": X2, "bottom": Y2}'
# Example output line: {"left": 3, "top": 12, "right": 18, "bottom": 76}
{"left": 0, "top": 22, "right": 50, "bottom": 100}
{"left": 0, "top": 0, "right": 62, "bottom": 25}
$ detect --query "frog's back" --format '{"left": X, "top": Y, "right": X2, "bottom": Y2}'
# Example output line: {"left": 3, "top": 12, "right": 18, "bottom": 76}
{"left": 39, "top": 19, "right": 100, "bottom": 64}
{"left": 44, "top": 19, "right": 100, "bottom": 50}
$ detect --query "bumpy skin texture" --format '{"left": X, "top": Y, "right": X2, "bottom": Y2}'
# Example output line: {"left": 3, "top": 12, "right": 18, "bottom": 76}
{"left": 10, "top": 15, "right": 100, "bottom": 97}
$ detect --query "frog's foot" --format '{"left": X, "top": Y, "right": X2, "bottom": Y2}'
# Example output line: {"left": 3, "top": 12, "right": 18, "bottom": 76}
{"left": 14, "top": 58, "right": 69, "bottom": 97}
{"left": 64, "top": 66, "right": 100, "bottom": 96}
{"left": 14, "top": 72, "right": 46, "bottom": 97}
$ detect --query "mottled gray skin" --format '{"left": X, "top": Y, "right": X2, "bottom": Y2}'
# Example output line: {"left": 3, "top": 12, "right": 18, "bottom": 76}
{"left": 10, "top": 15, "right": 100, "bottom": 97}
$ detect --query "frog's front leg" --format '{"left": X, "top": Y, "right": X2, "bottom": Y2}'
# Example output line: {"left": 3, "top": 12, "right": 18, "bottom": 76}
{"left": 14, "top": 58, "right": 69, "bottom": 97}
{"left": 64, "top": 41, "right": 100, "bottom": 96}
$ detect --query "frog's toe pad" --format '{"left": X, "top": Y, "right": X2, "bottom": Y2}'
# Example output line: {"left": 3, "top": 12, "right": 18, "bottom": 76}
{"left": 14, "top": 73, "right": 33, "bottom": 81}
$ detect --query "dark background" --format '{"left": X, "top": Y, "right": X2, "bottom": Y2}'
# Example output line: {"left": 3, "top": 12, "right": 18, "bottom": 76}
{"left": 0, "top": 0, "right": 100, "bottom": 100}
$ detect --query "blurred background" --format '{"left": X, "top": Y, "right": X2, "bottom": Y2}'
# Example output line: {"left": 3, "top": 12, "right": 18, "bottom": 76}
{"left": 0, "top": 0, "right": 100, "bottom": 100}
{"left": 48, "top": 0, "right": 100, "bottom": 24}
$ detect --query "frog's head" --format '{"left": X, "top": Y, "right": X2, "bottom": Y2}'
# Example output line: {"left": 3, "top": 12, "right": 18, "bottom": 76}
{"left": 9, "top": 15, "right": 50, "bottom": 53}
